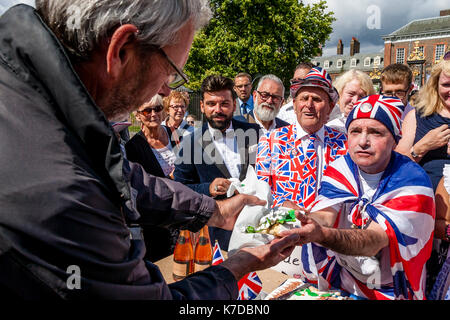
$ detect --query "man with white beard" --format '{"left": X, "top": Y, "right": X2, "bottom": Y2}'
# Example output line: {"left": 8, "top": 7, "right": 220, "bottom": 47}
{"left": 248, "top": 74, "right": 289, "bottom": 135}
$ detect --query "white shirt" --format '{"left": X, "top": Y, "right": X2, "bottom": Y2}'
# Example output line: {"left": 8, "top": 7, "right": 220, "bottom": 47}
{"left": 253, "top": 114, "right": 276, "bottom": 136}
{"left": 152, "top": 143, "right": 176, "bottom": 177}
{"left": 277, "top": 101, "right": 297, "bottom": 124}
{"left": 326, "top": 112, "right": 347, "bottom": 133}
{"left": 208, "top": 123, "right": 241, "bottom": 179}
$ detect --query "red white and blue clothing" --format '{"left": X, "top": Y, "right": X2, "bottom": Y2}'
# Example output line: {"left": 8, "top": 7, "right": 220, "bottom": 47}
{"left": 309, "top": 152, "right": 435, "bottom": 300}
{"left": 255, "top": 122, "right": 348, "bottom": 208}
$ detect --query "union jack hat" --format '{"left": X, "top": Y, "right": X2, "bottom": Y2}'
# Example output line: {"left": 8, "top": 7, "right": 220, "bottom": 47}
{"left": 290, "top": 67, "right": 339, "bottom": 104}
{"left": 345, "top": 95, "right": 405, "bottom": 142}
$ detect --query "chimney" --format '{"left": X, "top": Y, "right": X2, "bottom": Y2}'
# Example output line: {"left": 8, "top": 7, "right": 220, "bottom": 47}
{"left": 337, "top": 39, "right": 344, "bottom": 55}
{"left": 440, "top": 9, "right": 450, "bottom": 16}
{"left": 350, "top": 37, "right": 360, "bottom": 56}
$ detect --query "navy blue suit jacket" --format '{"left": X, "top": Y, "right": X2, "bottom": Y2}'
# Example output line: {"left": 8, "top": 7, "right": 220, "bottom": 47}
{"left": 173, "top": 119, "right": 260, "bottom": 197}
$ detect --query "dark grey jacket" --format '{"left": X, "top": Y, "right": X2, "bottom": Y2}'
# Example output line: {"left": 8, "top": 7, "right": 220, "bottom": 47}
{"left": 0, "top": 5, "right": 237, "bottom": 300}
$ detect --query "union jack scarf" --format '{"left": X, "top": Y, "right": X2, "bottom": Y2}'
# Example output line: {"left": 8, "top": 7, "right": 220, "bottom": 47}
{"left": 256, "top": 124, "right": 347, "bottom": 208}
{"left": 309, "top": 152, "right": 435, "bottom": 300}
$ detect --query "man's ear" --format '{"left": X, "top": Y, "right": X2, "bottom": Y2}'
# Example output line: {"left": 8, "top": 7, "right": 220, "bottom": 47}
{"left": 200, "top": 100, "right": 205, "bottom": 114}
{"left": 106, "top": 24, "right": 140, "bottom": 79}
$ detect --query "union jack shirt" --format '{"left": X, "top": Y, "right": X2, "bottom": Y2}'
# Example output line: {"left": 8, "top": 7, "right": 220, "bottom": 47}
{"left": 309, "top": 152, "right": 435, "bottom": 300}
{"left": 256, "top": 123, "right": 348, "bottom": 208}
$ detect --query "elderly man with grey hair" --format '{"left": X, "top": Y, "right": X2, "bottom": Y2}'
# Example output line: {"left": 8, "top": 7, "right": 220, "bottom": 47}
{"left": 0, "top": 1, "right": 299, "bottom": 300}
{"left": 249, "top": 74, "right": 290, "bottom": 135}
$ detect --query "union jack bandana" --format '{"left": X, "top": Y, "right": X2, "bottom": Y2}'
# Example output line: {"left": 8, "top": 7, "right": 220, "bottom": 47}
{"left": 345, "top": 95, "right": 405, "bottom": 142}
{"left": 308, "top": 153, "right": 435, "bottom": 300}
{"left": 290, "top": 67, "right": 339, "bottom": 104}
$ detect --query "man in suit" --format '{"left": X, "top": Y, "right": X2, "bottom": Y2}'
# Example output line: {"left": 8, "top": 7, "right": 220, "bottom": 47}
{"left": 247, "top": 74, "right": 289, "bottom": 135}
{"left": 174, "top": 75, "right": 260, "bottom": 250}
{"left": 233, "top": 72, "right": 254, "bottom": 121}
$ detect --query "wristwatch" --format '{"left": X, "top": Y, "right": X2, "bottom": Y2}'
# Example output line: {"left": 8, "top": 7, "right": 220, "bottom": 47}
{"left": 410, "top": 146, "right": 420, "bottom": 159}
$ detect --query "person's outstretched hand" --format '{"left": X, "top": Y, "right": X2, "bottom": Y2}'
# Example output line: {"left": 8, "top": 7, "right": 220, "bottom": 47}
{"left": 221, "top": 234, "right": 300, "bottom": 281}
{"left": 207, "top": 194, "right": 266, "bottom": 230}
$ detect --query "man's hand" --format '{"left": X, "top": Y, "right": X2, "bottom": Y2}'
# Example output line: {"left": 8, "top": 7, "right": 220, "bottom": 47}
{"left": 278, "top": 212, "right": 324, "bottom": 245}
{"left": 220, "top": 234, "right": 300, "bottom": 281}
{"left": 207, "top": 194, "right": 266, "bottom": 230}
{"left": 209, "top": 178, "right": 232, "bottom": 198}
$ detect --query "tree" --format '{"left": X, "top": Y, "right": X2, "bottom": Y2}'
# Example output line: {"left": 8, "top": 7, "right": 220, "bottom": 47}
{"left": 184, "top": 0, "right": 335, "bottom": 91}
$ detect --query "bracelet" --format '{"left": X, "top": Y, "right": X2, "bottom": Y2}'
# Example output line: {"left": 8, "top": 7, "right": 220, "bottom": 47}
{"left": 445, "top": 223, "right": 450, "bottom": 242}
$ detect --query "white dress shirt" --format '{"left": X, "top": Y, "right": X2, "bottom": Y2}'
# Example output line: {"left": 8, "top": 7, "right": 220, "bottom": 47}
{"left": 253, "top": 114, "right": 276, "bottom": 136}
{"left": 208, "top": 123, "right": 241, "bottom": 179}
{"left": 277, "top": 101, "right": 297, "bottom": 124}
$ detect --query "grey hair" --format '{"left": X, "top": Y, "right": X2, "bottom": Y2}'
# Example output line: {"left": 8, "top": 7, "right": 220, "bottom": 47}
{"left": 256, "top": 74, "right": 285, "bottom": 97}
{"left": 35, "top": 0, "right": 212, "bottom": 60}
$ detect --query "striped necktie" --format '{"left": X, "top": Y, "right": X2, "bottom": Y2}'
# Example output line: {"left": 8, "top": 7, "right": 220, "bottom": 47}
{"left": 241, "top": 102, "right": 248, "bottom": 115}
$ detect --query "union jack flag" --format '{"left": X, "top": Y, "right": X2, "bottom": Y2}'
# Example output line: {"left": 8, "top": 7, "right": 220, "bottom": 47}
{"left": 211, "top": 240, "right": 263, "bottom": 300}
{"left": 256, "top": 124, "right": 347, "bottom": 208}
{"left": 211, "top": 240, "right": 224, "bottom": 265}
{"left": 309, "top": 152, "right": 435, "bottom": 300}
{"left": 237, "top": 272, "right": 262, "bottom": 300}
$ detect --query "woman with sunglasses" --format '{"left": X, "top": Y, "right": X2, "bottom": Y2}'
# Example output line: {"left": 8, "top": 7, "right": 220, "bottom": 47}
{"left": 125, "top": 94, "right": 178, "bottom": 262}
{"left": 162, "top": 90, "right": 194, "bottom": 144}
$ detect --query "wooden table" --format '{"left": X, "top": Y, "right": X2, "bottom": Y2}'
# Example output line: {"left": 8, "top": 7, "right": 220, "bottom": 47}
{"left": 154, "top": 251, "right": 289, "bottom": 294}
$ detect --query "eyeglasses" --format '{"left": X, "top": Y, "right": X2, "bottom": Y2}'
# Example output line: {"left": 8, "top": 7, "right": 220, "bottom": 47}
{"left": 380, "top": 89, "right": 408, "bottom": 99}
{"left": 158, "top": 48, "right": 189, "bottom": 90}
{"left": 170, "top": 104, "right": 187, "bottom": 110}
{"left": 138, "top": 105, "right": 164, "bottom": 117}
{"left": 256, "top": 90, "right": 283, "bottom": 103}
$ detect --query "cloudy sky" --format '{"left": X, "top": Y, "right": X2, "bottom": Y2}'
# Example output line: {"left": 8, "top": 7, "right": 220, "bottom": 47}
{"left": 1, "top": 0, "right": 449, "bottom": 56}
{"left": 304, "top": 0, "right": 450, "bottom": 56}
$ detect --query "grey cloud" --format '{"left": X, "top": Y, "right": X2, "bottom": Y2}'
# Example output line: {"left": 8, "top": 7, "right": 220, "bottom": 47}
{"left": 304, "top": 0, "right": 449, "bottom": 55}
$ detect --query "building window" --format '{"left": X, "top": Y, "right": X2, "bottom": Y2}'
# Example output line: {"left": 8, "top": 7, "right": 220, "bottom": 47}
{"left": 364, "top": 57, "right": 371, "bottom": 67}
{"left": 396, "top": 48, "right": 405, "bottom": 64}
{"left": 324, "top": 60, "right": 330, "bottom": 68}
{"left": 351, "top": 58, "right": 357, "bottom": 67}
{"left": 336, "top": 59, "right": 343, "bottom": 68}
{"left": 374, "top": 56, "right": 381, "bottom": 66}
{"left": 435, "top": 44, "right": 445, "bottom": 62}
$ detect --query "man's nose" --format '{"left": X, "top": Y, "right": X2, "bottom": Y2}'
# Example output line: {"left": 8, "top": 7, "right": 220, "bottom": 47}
{"left": 158, "top": 83, "right": 171, "bottom": 97}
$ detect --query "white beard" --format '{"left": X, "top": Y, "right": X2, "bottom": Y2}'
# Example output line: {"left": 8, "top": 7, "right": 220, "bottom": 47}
{"left": 254, "top": 102, "right": 279, "bottom": 122}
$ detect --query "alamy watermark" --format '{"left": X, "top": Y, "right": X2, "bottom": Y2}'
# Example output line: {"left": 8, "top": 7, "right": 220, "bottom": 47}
{"left": 366, "top": 5, "right": 381, "bottom": 30}
{"left": 66, "top": 265, "right": 81, "bottom": 290}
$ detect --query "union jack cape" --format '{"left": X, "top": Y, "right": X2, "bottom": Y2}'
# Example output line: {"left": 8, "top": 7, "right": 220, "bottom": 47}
{"left": 309, "top": 152, "right": 435, "bottom": 300}
{"left": 212, "top": 240, "right": 262, "bottom": 300}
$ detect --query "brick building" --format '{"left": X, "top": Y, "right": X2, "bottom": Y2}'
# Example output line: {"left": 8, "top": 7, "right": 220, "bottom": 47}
{"left": 311, "top": 37, "right": 384, "bottom": 84}
{"left": 383, "top": 10, "right": 450, "bottom": 87}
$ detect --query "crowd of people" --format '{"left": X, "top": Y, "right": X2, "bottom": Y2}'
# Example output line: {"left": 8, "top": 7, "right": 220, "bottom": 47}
{"left": 0, "top": 0, "right": 449, "bottom": 300}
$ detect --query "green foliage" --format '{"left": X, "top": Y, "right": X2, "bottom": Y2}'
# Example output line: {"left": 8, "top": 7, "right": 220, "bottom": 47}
{"left": 184, "top": 0, "right": 335, "bottom": 91}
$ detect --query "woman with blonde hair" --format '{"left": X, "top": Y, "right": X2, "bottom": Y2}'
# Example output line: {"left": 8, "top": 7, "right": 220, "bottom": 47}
{"left": 395, "top": 55, "right": 450, "bottom": 296}
{"left": 125, "top": 94, "right": 179, "bottom": 262}
{"left": 162, "top": 90, "right": 194, "bottom": 144}
{"left": 327, "top": 69, "right": 376, "bottom": 132}
{"left": 396, "top": 55, "right": 450, "bottom": 191}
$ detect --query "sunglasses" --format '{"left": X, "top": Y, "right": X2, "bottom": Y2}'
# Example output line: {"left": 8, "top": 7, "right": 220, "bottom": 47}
{"left": 138, "top": 105, "right": 163, "bottom": 117}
